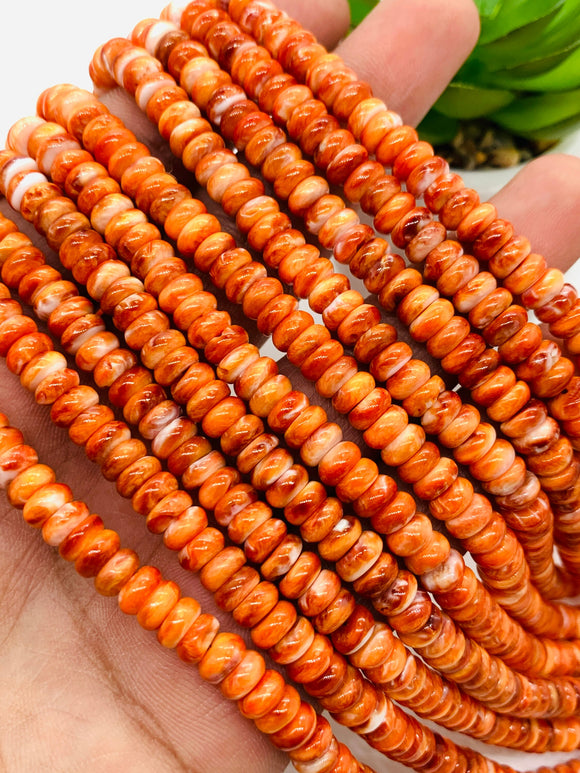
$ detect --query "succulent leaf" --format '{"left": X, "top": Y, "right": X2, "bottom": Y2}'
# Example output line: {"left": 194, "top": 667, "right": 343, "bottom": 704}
{"left": 490, "top": 87, "right": 580, "bottom": 135}
{"left": 476, "top": 0, "right": 565, "bottom": 45}
{"left": 346, "top": 0, "right": 580, "bottom": 145}
{"left": 491, "top": 46, "right": 580, "bottom": 90}
{"left": 416, "top": 111, "right": 460, "bottom": 145}
{"left": 347, "top": 0, "right": 380, "bottom": 28}
{"left": 517, "top": 111, "right": 580, "bottom": 139}
{"left": 490, "top": 45, "right": 580, "bottom": 80}
{"left": 477, "top": 1, "right": 580, "bottom": 71}
{"left": 433, "top": 82, "right": 515, "bottom": 119}
{"left": 476, "top": 0, "right": 503, "bottom": 18}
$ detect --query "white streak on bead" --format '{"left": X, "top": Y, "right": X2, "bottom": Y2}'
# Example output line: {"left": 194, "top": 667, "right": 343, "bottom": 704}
{"left": 136, "top": 75, "right": 174, "bottom": 112}
{"left": 90, "top": 195, "right": 135, "bottom": 233}
{"left": 65, "top": 323, "right": 107, "bottom": 355}
{"left": 341, "top": 541, "right": 383, "bottom": 582}
{"left": 42, "top": 502, "right": 89, "bottom": 546}
{"left": 21, "top": 352, "right": 67, "bottom": 392}
{"left": 421, "top": 549, "right": 464, "bottom": 592}
{"left": 33, "top": 283, "right": 76, "bottom": 321}
{"left": 206, "top": 163, "right": 249, "bottom": 202}
{"left": 305, "top": 207, "right": 333, "bottom": 235}
{"left": 343, "top": 623, "right": 375, "bottom": 656}
{"left": 217, "top": 344, "right": 261, "bottom": 383}
{"left": 533, "top": 269, "right": 566, "bottom": 307}
{"left": 196, "top": 151, "right": 237, "bottom": 185}
{"left": 86, "top": 261, "right": 132, "bottom": 301}
{"left": 140, "top": 401, "right": 182, "bottom": 440}
{"left": 244, "top": 0, "right": 278, "bottom": 15}
{"left": 151, "top": 416, "right": 196, "bottom": 458}
{"left": 145, "top": 20, "right": 178, "bottom": 54}
{"left": 6, "top": 116, "right": 45, "bottom": 155}
{"left": 0, "top": 428, "right": 23, "bottom": 457}
{"left": 410, "top": 165, "right": 449, "bottom": 200}
{"left": 0, "top": 446, "right": 31, "bottom": 487}
{"left": 161, "top": 2, "right": 188, "bottom": 24}
{"left": 455, "top": 274, "right": 498, "bottom": 313}
{"left": 38, "top": 138, "right": 80, "bottom": 175}
{"left": 348, "top": 98, "right": 388, "bottom": 139}
{"left": 76, "top": 333, "right": 120, "bottom": 370}
{"left": 113, "top": 47, "right": 148, "bottom": 86}
{"left": 293, "top": 741, "right": 339, "bottom": 773}
{"left": 210, "top": 92, "right": 246, "bottom": 126}
{"left": 58, "top": 88, "right": 95, "bottom": 123}
{"left": 0, "top": 467, "right": 15, "bottom": 488}
{"left": 406, "top": 222, "right": 447, "bottom": 263}
{"left": 9, "top": 172, "right": 48, "bottom": 212}
{"left": 23, "top": 484, "right": 73, "bottom": 526}
{"left": 354, "top": 694, "right": 388, "bottom": 734}
{"left": 301, "top": 425, "right": 342, "bottom": 467}
{"left": 281, "top": 617, "right": 313, "bottom": 660}
{"left": 180, "top": 58, "right": 220, "bottom": 93}
{"left": 36, "top": 84, "right": 74, "bottom": 120}
{"left": 318, "top": 209, "right": 360, "bottom": 251}
{"left": 1, "top": 156, "right": 39, "bottom": 190}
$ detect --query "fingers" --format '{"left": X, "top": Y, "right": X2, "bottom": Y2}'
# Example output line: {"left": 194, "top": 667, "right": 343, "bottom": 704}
{"left": 490, "top": 153, "right": 580, "bottom": 274}
{"left": 336, "top": 0, "right": 480, "bottom": 126}
{"left": 274, "top": 0, "right": 351, "bottom": 49}
{"left": 255, "top": 0, "right": 480, "bottom": 126}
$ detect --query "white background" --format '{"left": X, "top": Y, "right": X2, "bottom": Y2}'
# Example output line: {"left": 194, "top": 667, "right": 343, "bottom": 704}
{"left": 2, "top": 2, "right": 580, "bottom": 773}
{"left": 0, "top": 0, "right": 170, "bottom": 143}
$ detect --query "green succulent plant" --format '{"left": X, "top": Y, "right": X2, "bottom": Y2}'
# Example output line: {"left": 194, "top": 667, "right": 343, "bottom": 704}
{"left": 347, "top": 0, "right": 580, "bottom": 155}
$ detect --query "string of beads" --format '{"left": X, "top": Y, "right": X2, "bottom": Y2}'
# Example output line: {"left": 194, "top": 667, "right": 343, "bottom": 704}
{"left": 0, "top": 407, "right": 375, "bottom": 773}
{"left": 7, "top": 120, "right": 580, "bottom": 699}
{"left": 87, "top": 11, "right": 580, "bottom": 595}
{"left": 4, "top": 191, "right": 580, "bottom": 756}
{"left": 154, "top": 0, "right": 580, "bottom": 577}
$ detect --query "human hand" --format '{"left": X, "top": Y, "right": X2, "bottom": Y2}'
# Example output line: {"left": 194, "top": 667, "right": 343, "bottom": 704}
{"left": 2, "top": 2, "right": 580, "bottom": 773}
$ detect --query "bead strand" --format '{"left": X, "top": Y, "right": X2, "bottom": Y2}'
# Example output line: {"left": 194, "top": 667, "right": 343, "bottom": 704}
{"left": 38, "top": 71, "right": 560, "bottom": 620}
{"left": 6, "top": 241, "right": 580, "bottom": 749}
{"left": 157, "top": 1, "right": 580, "bottom": 583}
{"left": 176, "top": 0, "right": 577, "bottom": 408}
{"left": 0, "top": 237, "right": 524, "bottom": 767}
{"left": 224, "top": 0, "right": 580, "bottom": 405}
{"left": 9, "top": 55, "right": 580, "bottom": 740}
{"left": 41, "top": 72, "right": 571, "bottom": 616}
{"left": 219, "top": 1, "right": 580, "bottom": 573}
{"left": 6, "top": 114, "right": 580, "bottom": 680}
{"left": 2, "top": 1, "right": 580, "bottom": 770}
{"left": 5, "top": 222, "right": 580, "bottom": 762}
{"left": 0, "top": 410, "right": 374, "bottom": 773}
{"left": 165, "top": 0, "right": 580, "bottom": 509}
{"left": 0, "top": 261, "right": 443, "bottom": 768}
{"left": 5, "top": 152, "right": 580, "bottom": 728}
{"left": 87, "top": 24, "right": 577, "bottom": 598}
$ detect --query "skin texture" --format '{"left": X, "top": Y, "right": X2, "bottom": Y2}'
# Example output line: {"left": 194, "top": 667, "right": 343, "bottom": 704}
{"left": 489, "top": 153, "right": 580, "bottom": 271}
{"left": 1, "top": 0, "right": 580, "bottom": 771}
{"left": 335, "top": 0, "right": 481, "bottom": 126}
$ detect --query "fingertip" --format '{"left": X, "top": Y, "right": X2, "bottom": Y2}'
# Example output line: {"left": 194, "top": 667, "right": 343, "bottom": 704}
{"left": 491, "top": 152, "right": 580, "bottom": 273}
{"left": 275, "top": 0, "right": 351, "bottom": 49}
{"left": 443, "top": 0, "right": 481, "bottom": 62}
{"left": 337, "top": 0, "right": 481, "bottom": 126}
